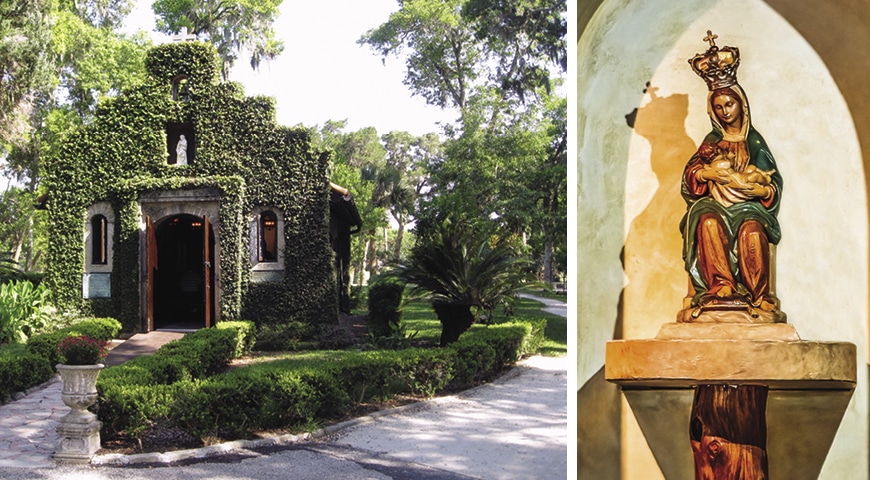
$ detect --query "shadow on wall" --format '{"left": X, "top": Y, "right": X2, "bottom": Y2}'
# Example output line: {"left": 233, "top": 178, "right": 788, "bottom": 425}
{"left": 578, "top": 84, "right": 699, "bottom": 479}
{"left": 621, "top": 83, "right": 696, "bottom": 338}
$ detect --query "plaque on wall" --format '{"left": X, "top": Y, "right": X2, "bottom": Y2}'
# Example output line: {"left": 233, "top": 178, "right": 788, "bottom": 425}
{"left": 82, "top": 273, "right": 112, "bottom": 299}
{"left": 251, "top": 269, "right": 284, "bottom": 283}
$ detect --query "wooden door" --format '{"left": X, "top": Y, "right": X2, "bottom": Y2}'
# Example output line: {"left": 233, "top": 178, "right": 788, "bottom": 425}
{"left": 203, "top": 215, "right": 212, "bottom": 328}
{"left": 146, "top": 216, "right": 157, "bottom": 331}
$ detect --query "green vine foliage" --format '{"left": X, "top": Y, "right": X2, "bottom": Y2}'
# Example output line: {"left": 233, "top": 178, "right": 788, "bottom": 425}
{"left": 44, "top": 42, "right": 338, "bottom": 332}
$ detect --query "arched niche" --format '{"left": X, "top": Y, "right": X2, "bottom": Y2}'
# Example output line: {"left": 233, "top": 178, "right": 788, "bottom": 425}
{"left": 83, "top": 202, "right": 115, "bottom": 299}
{"left": 166, "top": 122, "right": 195, "bottom": 165}
{"left": 171, "top": 74, "right": 190, "bottom": 101}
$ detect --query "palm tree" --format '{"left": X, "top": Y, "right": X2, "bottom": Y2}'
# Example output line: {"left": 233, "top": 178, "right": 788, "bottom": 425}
{"left": 394, "top": 219, "right": 532, "bottom": 345}
{"left": 0, "top": 251, "right": 25, "bottom": 282}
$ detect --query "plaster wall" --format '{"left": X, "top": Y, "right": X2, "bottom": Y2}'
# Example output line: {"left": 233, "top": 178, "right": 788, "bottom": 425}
{"left": 578, "top": 0, "right": 868, "bottom": 478}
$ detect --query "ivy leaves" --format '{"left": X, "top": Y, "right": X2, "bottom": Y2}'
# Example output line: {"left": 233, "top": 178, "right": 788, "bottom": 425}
{"left": 46, "top": 43, "right": 335, "bottom": 329}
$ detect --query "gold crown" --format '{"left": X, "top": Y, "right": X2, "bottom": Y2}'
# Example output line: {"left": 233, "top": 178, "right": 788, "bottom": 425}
{"left": 688, "top": 31, "right": 740, "bottom": 90}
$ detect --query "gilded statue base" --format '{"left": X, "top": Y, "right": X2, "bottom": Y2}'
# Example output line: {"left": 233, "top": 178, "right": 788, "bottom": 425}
{"left": 678, "top": 294, "right": 786, "bottom": 324}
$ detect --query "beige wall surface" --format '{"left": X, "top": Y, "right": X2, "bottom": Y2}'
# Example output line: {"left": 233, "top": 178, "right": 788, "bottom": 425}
{"left": 578, "top": 0, "right": 869, "bottom": 478}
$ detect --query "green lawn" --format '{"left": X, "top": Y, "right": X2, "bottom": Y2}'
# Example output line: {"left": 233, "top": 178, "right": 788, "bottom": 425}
{"left": 401, "top": 300, "right": 443, "bottom": 343}
{"left": 401, "top": 295, "right": 567, "bottom": 356}
{"left": 520, "top": 286, "right": 568, "bottom": 301}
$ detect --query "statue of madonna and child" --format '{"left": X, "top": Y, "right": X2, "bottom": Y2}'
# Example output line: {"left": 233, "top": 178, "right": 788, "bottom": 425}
{"left": 678, "top": 31, "right": 785, "bottom": 323}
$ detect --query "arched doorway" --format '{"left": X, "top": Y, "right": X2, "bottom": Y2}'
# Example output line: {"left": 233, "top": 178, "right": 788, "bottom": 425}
{"left": 150, "top": 214, "right": 215, "bottom": 330}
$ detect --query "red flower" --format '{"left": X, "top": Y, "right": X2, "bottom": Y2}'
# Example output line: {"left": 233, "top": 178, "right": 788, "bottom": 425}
{"left": 57, "top": 335, "right": 109, "bottom": 365}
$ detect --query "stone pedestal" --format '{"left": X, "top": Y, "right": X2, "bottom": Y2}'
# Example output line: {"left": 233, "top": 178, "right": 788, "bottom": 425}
{"left": 606, "top": 323, "right": 856, "bottom": 390}
{"left": 55, "top": 364, "right": 104, "bottom": 464}
{"left": 605, "top": 323, "right": 857, "bottom": 479}
{"left": 55, "top": 417, "right": 102, "bottom": 464}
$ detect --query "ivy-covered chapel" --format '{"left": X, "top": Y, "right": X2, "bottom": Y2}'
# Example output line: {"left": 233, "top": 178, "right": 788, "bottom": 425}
{"left": 44, "top": 41, "right": 360, "bottom": 333}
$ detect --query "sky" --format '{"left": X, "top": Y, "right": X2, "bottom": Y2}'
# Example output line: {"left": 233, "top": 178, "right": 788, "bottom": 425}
{"left": 122, "top": 0, "right": 459, "bottom": 137}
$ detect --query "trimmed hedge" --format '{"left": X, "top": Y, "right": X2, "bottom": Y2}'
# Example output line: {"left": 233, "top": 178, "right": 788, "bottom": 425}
{"left": 27, "top": 317, "right": 122, "bottom": 368}
{"left": 1, "top": 316, "right": 123, "bottom": 401}
{"left": 0, "top": 344, "right": 53, "bottom": 402}
{"left": 448, "top": 319, "right": 545, "bottom": 389}
{"left": 516, "top": 318, "right": 547, "bottom": 357}
{"left": 97, "top": 321, "right": 255, "bottom": 436}
{"left": 98, "top": 321, "right": 255, "bottom": 388}
{"left": 366, "top": 277, "right": 404, "bottom": 337}
{"left": 170, "top": 365, "right": 348, "bottom": 438}
{"left": 216, "top": 320, "right": 257, "bottom": 358}
{"left": 96, "top": 318, "right": 545, "bottom": 442}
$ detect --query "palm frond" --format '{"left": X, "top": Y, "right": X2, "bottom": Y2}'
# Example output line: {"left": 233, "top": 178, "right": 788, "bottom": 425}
{"left": 392, "top": 218, "right": 532, "bottom": 312}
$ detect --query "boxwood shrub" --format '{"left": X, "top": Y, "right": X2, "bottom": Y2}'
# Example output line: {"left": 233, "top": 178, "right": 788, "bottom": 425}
{"left": 515, "top": 318, "right": 547, "bottom": 357}
{"left": 97, "top": 321, "right": 255, "bottom": 436}
{"left": 448, "top": 336, "right": 496, "bottom": 388}
{"left": 27, "top": 317, "right": 122, "bottom": 368}
{"left": 96, "top": 318, "right": 545, "bottom": 443}
{"left": 0, "top": 344, "right": 53, "bottom": 402}
{"left": 216, "top": 320, "right": 257, "bottom": 358}
{"left": 366, "top": 277, "right": 405, "bottom": 337}
{"left": 446, "top": 318, "right": 547, "bottom": 389}
{"left": 170, "top": 366, "right": 348, "bottom": 438}
{"left": 98, "top": 321, "right": 255, "bottom": 389}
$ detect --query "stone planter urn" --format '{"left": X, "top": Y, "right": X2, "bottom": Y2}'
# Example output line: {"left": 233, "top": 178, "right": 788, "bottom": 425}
{"left": 54, "top": 363, "right": 104, "bottom": 463}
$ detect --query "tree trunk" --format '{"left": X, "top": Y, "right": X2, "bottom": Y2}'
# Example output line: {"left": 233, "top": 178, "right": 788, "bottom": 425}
{"left": 25, "top": 217, "right": 33, "bottom": 271}
{"left": 432, "top": 300, "right": 475, "bottom": 346}
{"left": 543, "top": 235, "right": 553, "bottom": 285}
{"left": 367, "top": 238, "right": 379, "bottom": 278}
{"left": 393, "top": 219, "right": 405, "bottom": 263}
{"left": 690, "top": 385, "right": 768, "bottom": 480}
{"left": 11, "top": 232, "right": 24, "bottom": 264}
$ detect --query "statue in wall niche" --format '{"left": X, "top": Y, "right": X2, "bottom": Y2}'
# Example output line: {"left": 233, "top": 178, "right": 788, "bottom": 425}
{"left": 176, "top": 134, "right": 188, "bottom": 165}
{"left": 679, "top": 31, "right": 784, "bottom": 323}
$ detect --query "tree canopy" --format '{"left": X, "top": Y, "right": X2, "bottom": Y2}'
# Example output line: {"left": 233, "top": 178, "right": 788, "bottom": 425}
{"left": 359, "top": 0, "right": 566, "bottom": 108}
{"left": 309, "top": 121, "right": 444, "bottom": 284}
{"left": 152, "top": 0, "right": 285, "bottom": 80}
{"left": 362, "top": 0, "right": 567, "bottom": 287}
{"left": 463, "top": 0, "right": 567, "bottom": 102}
{"left": 0, "top": 0, "right": 55, "bottom": 147}
{"left": 0, "top": 0, "right": 151, "bottom": 272}
{"left": 2, "top": 4, "right": 151, "bottom": 195}
{"left": 58, "top": 0, "right": 134, "bottom": 29}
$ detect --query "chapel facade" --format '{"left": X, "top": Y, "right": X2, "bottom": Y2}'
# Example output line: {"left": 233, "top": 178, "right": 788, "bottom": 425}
{"left": 44, "top": 41, "right": 360, "bottom": 333}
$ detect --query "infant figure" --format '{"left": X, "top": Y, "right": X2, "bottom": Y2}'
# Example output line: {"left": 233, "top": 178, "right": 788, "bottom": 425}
{"left": 697, "top": 141, "right": 775, "bottom": 206}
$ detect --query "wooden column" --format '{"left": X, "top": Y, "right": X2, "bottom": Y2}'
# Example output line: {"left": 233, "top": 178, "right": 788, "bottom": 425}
{"left": 690, "top": 385, "right": 768, "bottom": 480}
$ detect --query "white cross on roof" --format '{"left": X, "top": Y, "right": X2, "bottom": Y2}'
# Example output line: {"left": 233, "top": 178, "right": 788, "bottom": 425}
{"left": 172, "top": 26, "right": 197, "bottom": 42}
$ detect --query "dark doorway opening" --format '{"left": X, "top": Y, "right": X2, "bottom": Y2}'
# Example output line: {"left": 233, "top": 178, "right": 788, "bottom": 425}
{"left": 153, "top": 214, "right": 214, "bottom": 330}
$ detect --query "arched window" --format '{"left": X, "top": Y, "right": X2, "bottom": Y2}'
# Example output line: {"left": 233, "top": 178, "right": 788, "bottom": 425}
{"left": 91, "top": 215, "right": 108, "bottom": 265}
{"left": 171, "top": 75, "right": 189, "bottom": 101}
{"left": 250, "top": 207, "right": 284, "bottom": 281}
{"left": 83, "top": 204, "right": 113, "bottom": 298}
{"left": 259, "top": 211, "right": 278, "bottom": 262}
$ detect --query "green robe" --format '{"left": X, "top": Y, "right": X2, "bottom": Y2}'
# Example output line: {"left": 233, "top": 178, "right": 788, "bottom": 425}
{"left": 680, "top": 126, "right": 782, "bottom": 299}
